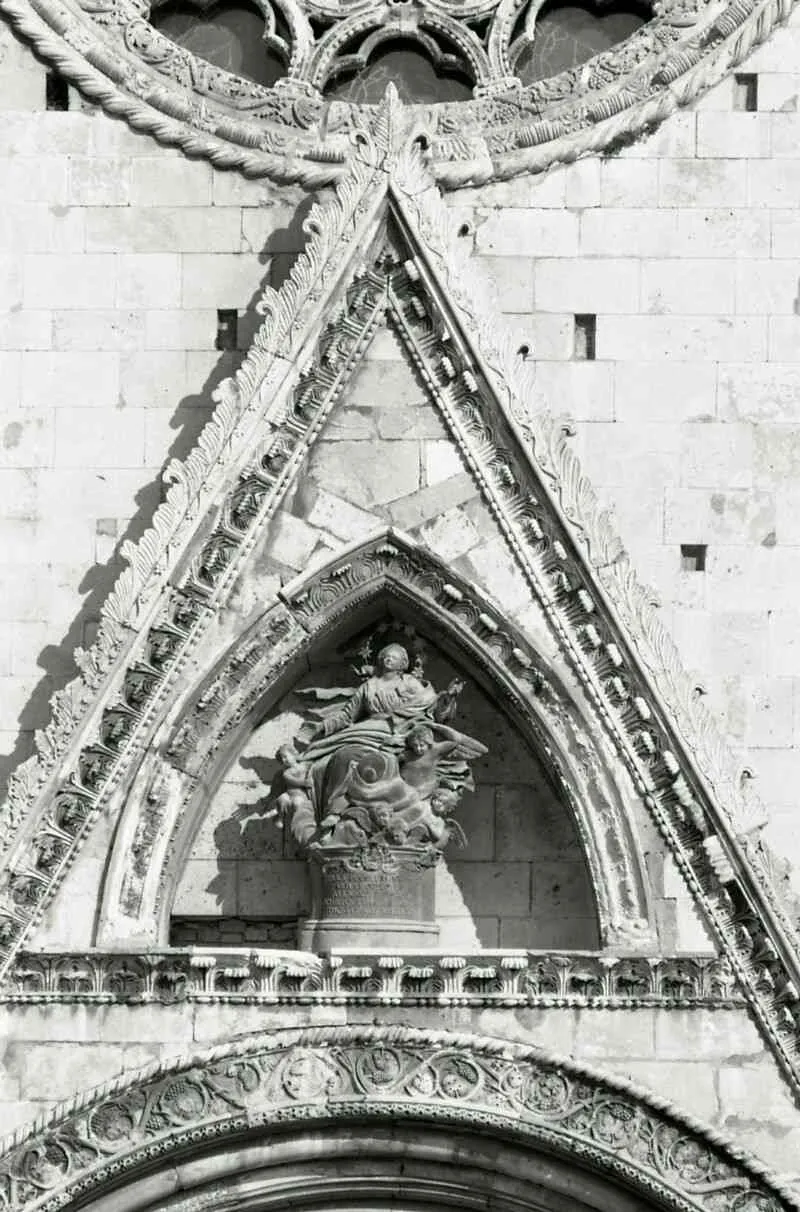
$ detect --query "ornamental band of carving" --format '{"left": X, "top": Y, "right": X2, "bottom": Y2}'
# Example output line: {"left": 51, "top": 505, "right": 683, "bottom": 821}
{"left": 0, "top": 0, "right": 796, "bottom": 183}
{"left": 0, "top": 1027, "right": 791, "bottom": 1212}
{"left": 4, "top": 950, "right": 743, "bottom": 1006}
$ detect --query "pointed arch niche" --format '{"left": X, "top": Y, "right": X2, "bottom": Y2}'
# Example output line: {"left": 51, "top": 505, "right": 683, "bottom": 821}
{"left": 97, "top": 531, "right": 657, "bottom": 954}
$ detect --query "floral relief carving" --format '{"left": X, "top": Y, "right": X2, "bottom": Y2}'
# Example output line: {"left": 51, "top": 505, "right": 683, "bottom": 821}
{"left": 0, "top": 1028, "right": 791, "bottom": 1212}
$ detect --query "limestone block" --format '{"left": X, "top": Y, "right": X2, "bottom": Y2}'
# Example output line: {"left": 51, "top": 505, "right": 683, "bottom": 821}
{"left": 709, "top": 611, "right": 770, "bottom": 680}
{"left": 523, "top": 313, "right": 573, "bottom": 360}
{"left": 674, "top": 896, "right": 714, "bottom": 951}
{"left": 740, "top": 22, "right": 800, "bottom": 71}
{"left": 616, "top": 111, "right": 696, "bottom": 158}
{"left": 450, "top": 172, "right": 564, "bottom": 209}
{"left": 767, "top": 611, "right": 800, "bottom": 677}
{"left": 347, "top": 356, "right": 427, "bottom": 410}
{"left": 599, "top": 160, "right": 659, "bottom": 207}
{"left": 0, "top": 255, "right": 21, "bottom": 309}
{"left": 305, "top": 487, "right": 381, "bottom": 541}
{"left": 770, "top": 209, "right": 800, "bottom": 260}
{"left": 450, "top": 786, "right": 494, "bottom": 861}
{"left": 597, "top": 316, "right": 766, "bottom": 363}
{"left": 68, "top": 157, "right": 132, "bottom": 206}
{"left": 707, "top": 547, "right": 800, "bottom": 611}
{"left": 143, "top": 405, "right": 213, "bottom": 466}
{"left": 241, "top": 206, "right": 313, "bottom": 253}
{"left": 475, "top": 209, "right": 579, "bottom": 258}
{"left": 653, "top": 1008, "right": 766, "bottom": 1061}
{"left": 0, "top": 204, "right": 85, "bottom": 254}
{"left": 495, "top": 783, "right": 579, "bottom": 860}
{"left": 580, "top": 209, "right": 678, "bottom": 258}
{"left": 323, "top": 406, "right": 376, "bottom": 441}
{"left": 3, "top": 158, "right": 68, "bottom": 203}
{"left": 615, "top": 361, "right": 716, "bottom": 423}
{"left": 424, "top": 439, "right": 464, "bottom": 486}
{"left": 664, "top": 488, "right": 775, "bottom": 546}
{"left": 53, "top": 309, "right": 146, "bottom": 352}
{"left": 211, "top": 169, "right": 304, "bottom": 207}
{"left": 418, "top": 506, "right": 482, "bottom": 561}
{"left": 118, "top": 351, "right": 188, "bottom": 409}
{"left": 3, "top": 1042, "right": 164, "bottom": 1101}
{"left": 438, "top": 915, "right": 490, "bottom": 949}
{"left": 263, "top": 511, "right": 321, "bottom": 571}
{"left": 769, "top": 318, "right": 800, "bottom": 362}
{"left": 748, "top": 158, "right": 800, "bottom": 207}
{"left": 86, "top": 207, "right": 243, "bottom": 254}
{"left": 0, "top": 28, "right": 45, "bottom": 110}
{"left": 606, "top": 1060, "right": 718, "bottom": 1123}
{"left": 758, "top": 71, "right": 800, "bottom": 111}
{"left": 719, "top": 363, "right": 800, "bottom": 420}
{"left": 24, "top": 253, "right": 117, "bottom": 310}
{"left": 466, "top": 537, "right": 530, "bottom": 616}
{"left": 446, "top": 860, "right": 531, "bottom": 917}
{"left": 640, "top": 259, "right": 735, "bottom": 316}
{"left": 534, "top": 258, "right": 639, "bottom": 314}
{"left": 0, "top": 1102, "right": 42, "bottom": 1134}
{"left": 131, "top": 157, "right": 213, "bottom": 206}
{"left": 116, "top": 254, "right": 182, "bottom": 310}
{"left": 477, "top": 255, "right": 535, "bottom": 312}
{"left": 776, "top": 485, "right": 800, "bottom": 543}
{"left": 563, "top": 158, "right": 600, "bottom": 208}
{"left": 696, "top": 112, "right": 772, "bottom": 158}
{"left": 690, "top": 75, "right": 736, "bottom": 110}
{"left": 192, "top": 1003, "right": 324, "bottom": 1042}
{"left": 309, "top": 439, "right": 419, "bottom": 508}
{"left": 387, "top": 472, "right": 475, "bottom": 530}
{"left": 661, "top": 159, "right": 748, "bottom": 208}
{"left": 678, "top": 421, "right": 753, "bottom": 490}
{"left": 0, "top": 410, "right": 54, "bottom": 469}
{"left": 674, "top": 209, "right": 770, "bottom": 258}
{"left": 573, "top": 1010, "right": 655, "bottom": 1059}
{"left": 745, "top": 678, "right": 795, "bottom": 747}
{"left": 753, "top": 423, "right": 800, "bottom": 485}
{"left": 748, "top": 746, "right": 800, "bottom": 808}
{"left": 144, "top": 309, "right": 216, "bottom": 350}
{"left": 376, "top": 406, "right": 448, "bottom": 440}
{"left": 54, "top": 407, "right": 146, "bottom": 468}
{"left": 0, "top": 352, "right": 20, "bottom": 406}
{"left": 736, "top": 260, "right": 800, "bottom": 315}
{"left": 181, "top": 253, "right": 269, "bottom": 309}
{"left": 22, "top": 351, "right": 120, "bottom": 409}
{"left": 572, "top": 421, "right": 681, "bottom": 488}
{"left": 174, "top": 858, "right": 237, "bottom": 914}
{"left": 533, "top": 859, "right": 595, "bottom": 918}
{"left": 237, "top": 859, "right": 308, "bottom": 915}
{"left": 534, "top": 362, "right": 613, "bottom": 423}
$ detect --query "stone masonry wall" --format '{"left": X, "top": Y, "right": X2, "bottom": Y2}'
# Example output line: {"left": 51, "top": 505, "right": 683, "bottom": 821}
{"left": 4, "top": 0, "right": 800, "bottom": 1184}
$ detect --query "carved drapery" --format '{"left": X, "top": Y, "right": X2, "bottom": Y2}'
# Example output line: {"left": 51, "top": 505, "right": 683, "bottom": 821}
{"left": 0, "top": 0, "right": 796, "bottom": 184}
{"left": 0, "top": 1027, "right": 792, "bottom": 1212}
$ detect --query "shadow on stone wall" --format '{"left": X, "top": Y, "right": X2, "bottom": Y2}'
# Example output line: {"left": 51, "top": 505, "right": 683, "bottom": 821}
{"left": 0, "top": 197, "right": 316, "bottom": 803}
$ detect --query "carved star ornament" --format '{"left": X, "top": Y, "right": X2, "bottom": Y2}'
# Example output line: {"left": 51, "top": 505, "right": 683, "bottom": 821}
{"left": 0, "top": 0, "right": 795, "bottom": 186}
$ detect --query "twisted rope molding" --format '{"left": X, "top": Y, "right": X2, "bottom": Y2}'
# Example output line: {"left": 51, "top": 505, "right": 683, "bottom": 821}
{"left": 0, "top": 1025, "right": 794, "bottom": 1212}
{"left": 0, "top": 0, "right": 797, "bottom": 185}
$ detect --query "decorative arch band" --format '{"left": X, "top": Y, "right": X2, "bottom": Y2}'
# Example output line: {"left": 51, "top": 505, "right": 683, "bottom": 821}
{"left": 0, "top": 1026, "right": 792, "bottom": 1212}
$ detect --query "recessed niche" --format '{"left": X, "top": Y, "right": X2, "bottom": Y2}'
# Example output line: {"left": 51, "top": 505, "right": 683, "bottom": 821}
{"left": 680, "top": 544, "right": 707, "bottom": 572}
{"left": 733, "top": 73, "right": 758, "bottom": 111}
{"left": 45, "top": 69, "right": 70, "bottom": 111}
{"left": 574, "top": 314, "right": 596, "bottom": 360}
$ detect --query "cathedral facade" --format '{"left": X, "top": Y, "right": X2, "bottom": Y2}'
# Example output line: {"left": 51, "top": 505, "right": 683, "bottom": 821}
{"left": 1, "top": 0, "right": 800, "bottom": 1206}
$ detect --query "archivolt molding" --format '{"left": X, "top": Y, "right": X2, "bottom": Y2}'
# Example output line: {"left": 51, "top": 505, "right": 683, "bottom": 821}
{"left": 0, "top": 117, "right": 800, "bottom": 1097}
{"left": 0, "top": 1026, "right": 792, "bottom": 1212}
{"left": 4, "top": 949, "right": 742, "bottom": 1006}
{"left": 104, "top": 531, "right": 653, "bottom": 949}
{"left": 0, "top": 0, "right": 797, "bottom": 184}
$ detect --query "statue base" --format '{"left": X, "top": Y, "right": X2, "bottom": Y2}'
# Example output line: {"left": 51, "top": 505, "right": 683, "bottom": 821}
{"left": 298, "top": 844, "right": 441, "bottom": 953}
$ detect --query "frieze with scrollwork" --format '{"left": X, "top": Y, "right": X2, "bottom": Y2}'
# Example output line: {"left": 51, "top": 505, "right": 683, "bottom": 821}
{"left": 0, "top": 1027, "right": 791, "bottom": 1212}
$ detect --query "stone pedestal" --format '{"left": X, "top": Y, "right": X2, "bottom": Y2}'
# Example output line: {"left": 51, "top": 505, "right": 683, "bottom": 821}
{"left": 298, "top": 844, "right": 441, "bottom": 952}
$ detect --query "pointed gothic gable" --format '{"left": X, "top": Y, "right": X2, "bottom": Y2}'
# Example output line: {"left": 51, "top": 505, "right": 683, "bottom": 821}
{"left": 2, "top": 98, "right": 800, "bottom": 1096}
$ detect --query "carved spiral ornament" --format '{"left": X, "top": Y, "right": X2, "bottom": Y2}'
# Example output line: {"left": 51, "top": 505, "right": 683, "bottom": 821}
{"left": 1, "top": 0, "right": 796, "bottom": 183}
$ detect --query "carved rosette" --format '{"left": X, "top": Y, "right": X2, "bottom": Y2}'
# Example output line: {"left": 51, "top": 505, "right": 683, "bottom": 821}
{"left": 299, "top": 843, "right": 441, "bottom": 950}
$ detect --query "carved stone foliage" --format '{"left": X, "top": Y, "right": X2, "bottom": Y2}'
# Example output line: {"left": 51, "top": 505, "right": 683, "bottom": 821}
{"left": 0, "top": 0, "right": 796, "bottom": 184}
{"left": 0, "top": 1027, "right": 790, "bottom": 1212}
{"left": 5, "top": 949, "right": 742, "bottom": 1006}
